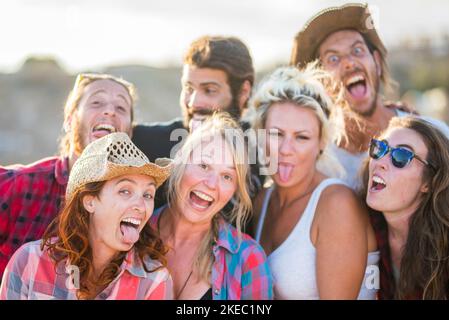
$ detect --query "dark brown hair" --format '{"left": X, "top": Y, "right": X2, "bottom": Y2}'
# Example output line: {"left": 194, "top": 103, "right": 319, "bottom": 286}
{"left": 183, "top": 35, "right": 254, "bottom": 118}
{"left": 361, "top": 116, "right": 449, "bottom": 299}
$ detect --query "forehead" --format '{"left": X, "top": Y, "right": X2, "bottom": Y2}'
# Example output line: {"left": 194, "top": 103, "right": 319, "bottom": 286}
{"left": 382, "top": 127, "right": 428, "bottom": 153}
{"left": 318, "top": 30, "right": 366, "bottom": 54}
{"left": 191, "top": 135, "right": 236, "bottom": 167}
{"left": 83, "top": 79, "right": 131, "bottom": 101}
{"left": 181, "top": 65, "right": 229, "bottom": 86}
{"left": 265, "top": 102, "right": 321, "bottom": 133}
{"left": 108, "top": 174, "right": 156, "bottom": 186}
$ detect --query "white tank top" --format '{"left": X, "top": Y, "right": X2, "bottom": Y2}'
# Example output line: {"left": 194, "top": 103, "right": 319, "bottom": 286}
{"left": 255, "top": 178, "right": 379, "bottom": 300}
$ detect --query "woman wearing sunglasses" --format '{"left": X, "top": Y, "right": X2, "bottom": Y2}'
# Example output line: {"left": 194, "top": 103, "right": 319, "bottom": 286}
{"left": 362, "top": 116, "right": 449, "bottom": 299}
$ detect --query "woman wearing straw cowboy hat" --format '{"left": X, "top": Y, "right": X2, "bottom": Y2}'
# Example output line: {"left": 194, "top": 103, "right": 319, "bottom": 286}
{"left": 0, "top": 133, "right": 173, "bottom": 300}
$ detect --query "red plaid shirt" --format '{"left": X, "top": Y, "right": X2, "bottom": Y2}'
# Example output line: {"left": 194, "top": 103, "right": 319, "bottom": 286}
{"left": 0, "top": 156, "right": 69, "bottom": 282}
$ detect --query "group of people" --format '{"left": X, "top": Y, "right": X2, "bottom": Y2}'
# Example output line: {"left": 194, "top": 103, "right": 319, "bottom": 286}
{"left": 1, "top": 3, "right": 449, "bottom": 300}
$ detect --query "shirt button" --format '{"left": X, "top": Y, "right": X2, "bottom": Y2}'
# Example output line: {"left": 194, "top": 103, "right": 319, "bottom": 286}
{"left": 99, "top": 293, "right": 108, "bottom": 299}
{"left": 214, "top": 289, "right": 220, "bottom": 295}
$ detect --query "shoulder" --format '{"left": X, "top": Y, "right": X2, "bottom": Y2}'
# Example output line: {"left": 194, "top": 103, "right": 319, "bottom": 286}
{"left": 316, "top": 182, "right": 368, "bottom": 227}
{"left": 7, "top": 240, "right": 45, "bottom": 271}
{"left": 1, "top": 157, "right": 60, "bottom": 179}
{"left": 133, "top": 118, "right": 185, "bottom": 136}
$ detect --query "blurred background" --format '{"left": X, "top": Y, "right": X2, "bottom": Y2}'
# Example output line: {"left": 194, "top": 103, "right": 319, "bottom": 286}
{"left": 1, "top": 0, "right": 449, "bottom": 165}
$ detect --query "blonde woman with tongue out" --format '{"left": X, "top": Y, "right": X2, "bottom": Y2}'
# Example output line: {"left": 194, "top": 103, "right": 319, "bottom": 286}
{"left": 0, "top": 133, "right": 174, "bottom": 300}
{"left": 249, "top": 64, "right": 378, "bottom": 299}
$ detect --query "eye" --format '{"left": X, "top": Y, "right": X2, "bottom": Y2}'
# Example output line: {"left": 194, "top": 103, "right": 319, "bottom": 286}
{"left": 143, "top": 192, "right": 154, "bottom": 200}
{"left": 116, "top": 105, "right": 127, "bottom": 113}
{"left": 199, "top": 163, "right": 208, "bottom": 170}
{"left": 327, "top": 54, "right": 340, "bottom": 65}
{"left": 269, "top": 130, "right": 281, "bottom": 137}
{"left": 353, "top": 46, "right": 364, "bottom": 56}
{"left": 205, "top": 87, "right": 217, "bottom": 95}
{"left": 223, "top": 174, "right": 233, "bottom": 182}
{"left": 119, "top": 189, "right": 130, "bottom": 196}
{"left": 296, "top": 135, "right": 310, "bottom": 141}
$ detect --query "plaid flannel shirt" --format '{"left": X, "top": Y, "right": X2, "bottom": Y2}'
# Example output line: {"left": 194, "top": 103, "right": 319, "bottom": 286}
{"left": 151, "top": 206, "right": 273, "bottom": 300}
{"left": 0, "top": 240, "right": 173, "bottom": 300}
{"left": 0, "top": 156, "right": 69, "bottom": 282}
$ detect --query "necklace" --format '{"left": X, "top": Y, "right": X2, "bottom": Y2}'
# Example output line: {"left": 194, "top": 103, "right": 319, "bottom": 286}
{"left": 176, "top": 269, "right": 193, "bottom": 299}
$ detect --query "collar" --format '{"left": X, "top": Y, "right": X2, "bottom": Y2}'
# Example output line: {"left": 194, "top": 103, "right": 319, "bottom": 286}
{"left": 55, "top": 156, "right": 70, "bottom": 186}
{"left": 152, "top": 205, "right": 240, "bottom": 254}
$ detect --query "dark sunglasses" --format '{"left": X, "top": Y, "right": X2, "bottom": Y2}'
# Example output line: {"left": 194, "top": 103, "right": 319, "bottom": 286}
{"left": 369, "top": 138, "right": 434, "bottom": 169}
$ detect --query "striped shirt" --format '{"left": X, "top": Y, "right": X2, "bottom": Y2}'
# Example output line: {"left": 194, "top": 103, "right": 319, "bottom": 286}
{"left": 151, "top": 206, "right": 273, "bottom": 300}
{"left": 0, "top": 240, "right": 173, "bottom": 300}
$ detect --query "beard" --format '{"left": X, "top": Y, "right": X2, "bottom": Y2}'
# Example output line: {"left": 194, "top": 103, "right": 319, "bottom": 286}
{"left": 182, "top": 94, "right": 242, "bottom": 129}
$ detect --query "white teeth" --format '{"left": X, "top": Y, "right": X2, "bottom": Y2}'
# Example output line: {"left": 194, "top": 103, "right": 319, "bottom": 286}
{"left": 122, "top": 217, "right": 141, "bottom": 226}
{"left": 373, "top": 175, "right": 386, "bottom": 186}
{"left": 192, "top": 190, "right": 214, "bottom": 202}
{"left": 346, "top": 75, "right": 365, "bottom": 86}
{"left": 94, "top": 124, "right": 116, "bottom": 133}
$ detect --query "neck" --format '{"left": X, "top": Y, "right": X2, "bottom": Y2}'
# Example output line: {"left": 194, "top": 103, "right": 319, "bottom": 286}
{"left": 342, "top": 97, "right": 395, "bottom": 153}
{"left": 89, "top": 242, "right": 117, "bottom": 279}
{"left": 275, "top": 169, "right": 321, "bottom": 209}
{"left": 68, "top": 151, "right": 78, "bottom": 172}
{"left": 160, "top": 205, "right": 211, "bottom": 248}
{"left": 383, "top": 208, "right": 415, "bottom": 262}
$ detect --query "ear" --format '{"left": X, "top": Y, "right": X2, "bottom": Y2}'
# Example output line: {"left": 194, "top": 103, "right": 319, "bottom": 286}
{"left": 238, "top": 80, "right": 252, "bottom": 110}
{"left": 82, "top": 195, "right": 96, "bottom": 213}
{"left": 420, "top": 182, "right": 429, "bottom": 193}
{"left": 373, "top": 50, "right": 382, "bottom": 78}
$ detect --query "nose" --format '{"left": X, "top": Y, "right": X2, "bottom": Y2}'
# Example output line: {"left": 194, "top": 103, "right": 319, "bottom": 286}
{"left": 103, "top": 103, "right": 116, "bottom": 117}
{"left": 341, "top": 54, "right": 356, "bottom": 71}
{"left": 187, "top": 90, "right": 205, "bottom": 109}
{"left": 132, "top": 196, "right": 146, "bottom": 214}
{"left": 204, "top": 171, "right": 218, "bottom": 190}
{"left": 373, "top": 154, "right": 389, "bottom": 171}
{"left": 279, "top": 137, "right": 294, "bottom": 156}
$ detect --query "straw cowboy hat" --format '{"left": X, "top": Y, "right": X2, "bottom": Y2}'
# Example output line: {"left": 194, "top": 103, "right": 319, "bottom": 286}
{"left": 66, "top": 132, "right": 172, "bottom": 200}
{"left": 290, "top": 3, "right": 387, "bottom": 67}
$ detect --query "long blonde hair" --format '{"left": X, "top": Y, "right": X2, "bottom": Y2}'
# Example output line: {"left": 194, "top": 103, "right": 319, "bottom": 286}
{"left": 167, "top": 112, "right": 252, "bottom": 282}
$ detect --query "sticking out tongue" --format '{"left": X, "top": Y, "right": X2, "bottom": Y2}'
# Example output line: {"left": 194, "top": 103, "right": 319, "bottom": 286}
{"left": 278, "top": 164, "right": 294, "bottom": 183}
{"left": 348, "top": 83, "right": 367, "bottom": 99}
{"left": 120, "top": 223, "right": 140, "bottom": 245}
{"left": 190, "top": 192, "right": 210, "bottom": 207}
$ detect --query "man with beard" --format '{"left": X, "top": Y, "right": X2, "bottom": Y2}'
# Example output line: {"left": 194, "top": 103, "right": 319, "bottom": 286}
{"left": 132, "top": 36, "right": 258, "bottom": 209}
{"left": 0, "top": 73, "right": 136, "bottom": 281}
{"left": 132, "top": 35, "right": 254, "bottom": 161}
{"left": 289, "top": 3, "right": 449, "bottom": 188}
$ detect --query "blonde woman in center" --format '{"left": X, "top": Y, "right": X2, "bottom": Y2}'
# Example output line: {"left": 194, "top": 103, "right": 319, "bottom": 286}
{"left": 250, "top": 64, "right": 378, "bottom": 299}
{"left": 150, "top": 112, "right": 272, "bottom": 300}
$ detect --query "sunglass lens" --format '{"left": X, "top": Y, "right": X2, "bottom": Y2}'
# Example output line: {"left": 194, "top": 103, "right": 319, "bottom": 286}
{"left": 370, "top": 140, "right": 386, "bottom": 159}
{"left": 391, "top": 148, "right": 413, "bottom": 168}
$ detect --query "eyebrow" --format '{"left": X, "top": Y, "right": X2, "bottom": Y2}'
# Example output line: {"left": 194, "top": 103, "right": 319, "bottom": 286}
{"left": 270, "top": 126, "right": 312, "bottom": 135}
{"left": 200, "top": 154, "right": 236, "bottom": 170}
{"left": 322, "top": 40, "right": 366, "bottom": 56}
{"left": 116, "top": 178, "right": 156, "bottom": 187}
{"left": 396, "top": 144, "right": 415, "bottom": 152}
{"left": 89, "top": 90, "right": 131, "bottom": 106}
{"left": 183, "top": 80, "right": 222, "bottom": 87}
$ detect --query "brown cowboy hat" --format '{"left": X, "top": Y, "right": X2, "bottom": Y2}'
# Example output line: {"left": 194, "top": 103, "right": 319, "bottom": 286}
{"left": 290, "top": 3, "right": 387, "bottom": 67}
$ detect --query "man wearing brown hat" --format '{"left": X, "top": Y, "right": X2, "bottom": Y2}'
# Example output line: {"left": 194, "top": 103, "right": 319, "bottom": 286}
{"left": 290, "top": 3, "right": 413, "bottom": 188}
{"left": 0, "top": 74, "right": 136, "bottom": 282}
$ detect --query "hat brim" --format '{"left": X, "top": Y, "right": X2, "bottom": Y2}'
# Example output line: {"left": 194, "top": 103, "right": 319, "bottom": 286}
{"left": 102, "top": 157, "right": 173, "bottom": 189}
{"left": 291, "top": 3, "right": 387, "bottom": 67}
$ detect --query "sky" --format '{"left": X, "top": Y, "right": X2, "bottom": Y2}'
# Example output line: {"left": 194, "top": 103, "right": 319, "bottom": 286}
{"left": 1, "top": 0, "right": 449, "bottom": 73}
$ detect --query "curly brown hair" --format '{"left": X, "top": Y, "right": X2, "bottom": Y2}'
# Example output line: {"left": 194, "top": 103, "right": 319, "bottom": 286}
{"left": 42, "top": 181, "right": 167, "bottom": 300}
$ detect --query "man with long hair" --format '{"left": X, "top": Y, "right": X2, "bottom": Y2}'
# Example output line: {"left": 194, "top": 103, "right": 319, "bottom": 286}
{"left": 0, "top": 73, "right": 136, "bottom": 281}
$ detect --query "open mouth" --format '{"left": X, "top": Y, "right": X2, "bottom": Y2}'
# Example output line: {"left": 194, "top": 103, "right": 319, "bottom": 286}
{"left": 345, "top": 74, "right": 367, "bottom": 100}
{"left": 370, "top": 175, "right": 386, "bottom": 192}
{"left": 119, "top": 217, "right": 141, "bottom": 245}
{"left": 92, "top": 123, "right": 117, "bottom": 137}
{"left": 189, "top": 190, "right": 214, "bottom": 210}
